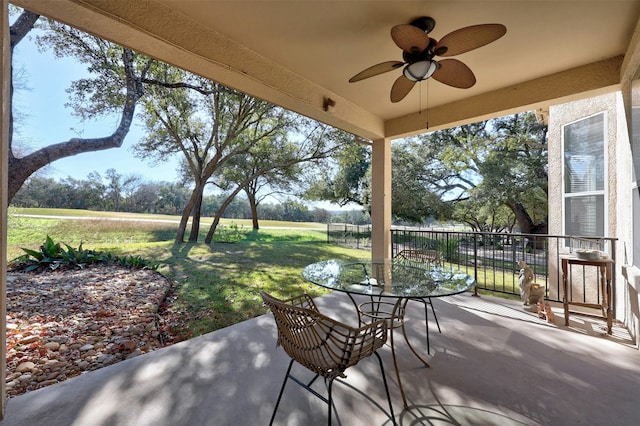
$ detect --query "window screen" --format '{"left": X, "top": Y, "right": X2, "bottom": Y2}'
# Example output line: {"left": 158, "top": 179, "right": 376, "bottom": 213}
{"left": 563, "top": 113, "right": 605, "bottom": 237}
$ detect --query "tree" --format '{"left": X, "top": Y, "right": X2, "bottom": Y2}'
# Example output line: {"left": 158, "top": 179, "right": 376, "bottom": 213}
{"left": 129, "top": 182, "right": 162, "bottom": 213}
{"left": 482, "top": 113, "right": 548, "bottom": 233}
{"left": 213, "top": 135, "right": 301, "bottom": 231}
{"left": 84, "top": 172, "right": 107, "bottom": 210}
{"left": 450, "top": 195, "right": 516, "bottom": 232}
{"left": 304, "top": 112, "right": 547, "bottom": 230}
{"left": 305, "top": 138, "right": 444, "bottom": 223}
{"left": 135, "top": 65, "right": 294, "bottom": 242}
{"left": 304, "top": 139, "right": 371, "bottom": 208}
{"left": 104, "top": 169, "right": 123, "bottom": 212}
{"left": 156, "top": 183, "right": 191, "bottom": 215}
{"left": 11, "top": 175, "right": 61, "bottom": 208}
{"left": 8, "top": 10, "right": 148, "bottom": 202}
{"left": 412, "top": 112, "right": 548, "bottom": 232}
{"left": 391, "top": 142, "right": 445, "bottom": 223}
{"left": 202, "top": 122, "right": 346, "bottom": 242}
{"left": 215, "top": 120, "right": 347, "bottom": 231}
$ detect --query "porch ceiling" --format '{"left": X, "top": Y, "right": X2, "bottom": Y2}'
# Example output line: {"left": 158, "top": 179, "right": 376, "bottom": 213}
{"left": 12, "top": 0, "right": 640, "bottom": 140}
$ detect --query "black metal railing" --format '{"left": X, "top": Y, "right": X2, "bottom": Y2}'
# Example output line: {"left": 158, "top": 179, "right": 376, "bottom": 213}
{"left": 326, "top": 225, "right": 617, "bottom": 306}
{"left": 390, "top": 229, "right": 617, "bottom": 304}
{"left": 327, "top": 223, "right": 372, "bottom": 249}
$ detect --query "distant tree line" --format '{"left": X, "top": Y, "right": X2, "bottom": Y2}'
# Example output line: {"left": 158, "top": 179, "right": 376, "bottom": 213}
{"left": 10, "top": 169, "right": 368, "bottom": 224}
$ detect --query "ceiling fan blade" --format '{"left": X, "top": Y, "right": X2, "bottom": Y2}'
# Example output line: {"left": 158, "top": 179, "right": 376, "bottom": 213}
{"left": 432, "top": 59, "right": 476, "bottom": 88}
{"left": 391, "top": 24, "right": 430, "bottom": 53}
{"left": 349, "top": 61, "right": 405, "bottom": 83}
{"left": 435, "top": 24, "right": 506, "bottom": 57}
{"left": 390, "top": 75, "right": 416, "bottom": 103}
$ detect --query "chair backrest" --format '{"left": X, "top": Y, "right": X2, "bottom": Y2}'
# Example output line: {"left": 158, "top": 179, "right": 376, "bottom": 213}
{"left": 261, "top": 291, "right": 387, "bottom": 380}
{"left": 396, "top": 249, "right": 441, "bottom": 265}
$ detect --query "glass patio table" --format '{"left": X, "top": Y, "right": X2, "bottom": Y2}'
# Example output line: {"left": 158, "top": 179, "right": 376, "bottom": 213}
{"left": 302, "top": 258, "right": 476, "bottom": 407}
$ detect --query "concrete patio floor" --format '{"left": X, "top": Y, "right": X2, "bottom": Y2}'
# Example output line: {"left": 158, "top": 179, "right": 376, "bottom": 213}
{"left": 2, "top": 292, "right": 639, "bottom": 426}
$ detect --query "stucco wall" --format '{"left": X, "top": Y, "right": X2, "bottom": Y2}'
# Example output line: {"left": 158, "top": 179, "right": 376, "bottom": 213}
{"left": 549, "top": 91, "right": 638, "bottom": 345}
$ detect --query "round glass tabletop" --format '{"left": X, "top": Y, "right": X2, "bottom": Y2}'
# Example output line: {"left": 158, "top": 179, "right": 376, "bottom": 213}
{"left": 302, "top": 258, "right": 476, "bottom": 298}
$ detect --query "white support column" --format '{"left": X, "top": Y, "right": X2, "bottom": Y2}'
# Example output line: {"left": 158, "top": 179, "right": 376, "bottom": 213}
{"left": 0, "top": 0, "right": 9, "bottom": 417}
{"left": 371, "top": 138, "right": 391, "bottom": 260}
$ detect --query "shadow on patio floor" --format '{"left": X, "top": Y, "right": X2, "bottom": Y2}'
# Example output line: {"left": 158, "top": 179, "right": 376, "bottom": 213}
{"left": 2, "top": 292, "right": 639, "bottom": 426}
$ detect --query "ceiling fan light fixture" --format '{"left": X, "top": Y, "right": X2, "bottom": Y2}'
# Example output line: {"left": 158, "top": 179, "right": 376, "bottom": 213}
{"left": 349, "top": 17, "right": 505, "bottom": 102}
{"left": 403, "top": 60, "right": 438, "bottom": 82}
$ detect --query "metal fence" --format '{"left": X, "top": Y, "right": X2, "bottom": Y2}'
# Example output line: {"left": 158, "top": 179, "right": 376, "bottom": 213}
{"left": 327, "top": 223, "right": 372, "bottom": 249}
{"left": 390, "top": 229, "right": 617, "bottom": 304}
{"left": 326, "top": 225, "right": 617, "bottom": 305}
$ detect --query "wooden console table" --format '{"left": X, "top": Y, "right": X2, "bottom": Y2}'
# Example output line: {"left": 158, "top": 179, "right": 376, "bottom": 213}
{"left": 560, "top": 255, "right": 613, "bottom": 334}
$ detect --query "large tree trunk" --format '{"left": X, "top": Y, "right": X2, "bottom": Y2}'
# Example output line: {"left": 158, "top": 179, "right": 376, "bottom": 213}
{"left": 245, "top": 188, "right": 260, "bottom": 230}
{"left": 204, "top": 184, "right": 246, "bottom": 243}
{"left": 508, "top": 201, "right": 547, "bottom": 249}
{"left": 175, "top": 181, "right": 206, "bottom": 243}
{"left": 188, "top": 189, "right": 204, "bottom": 242}
{"left": 175, "top": 197, "right": 194, "bottom": 243}
{"left": 509, "top": 201, "right": 547, "bottom": 234}
{"left": 8, "top": 11, "right": 143, "bottom": 203}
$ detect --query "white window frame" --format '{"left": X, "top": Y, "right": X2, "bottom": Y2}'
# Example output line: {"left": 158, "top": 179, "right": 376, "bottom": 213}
{"left": 561, "top": 112, "right": 608, "bottom": 239}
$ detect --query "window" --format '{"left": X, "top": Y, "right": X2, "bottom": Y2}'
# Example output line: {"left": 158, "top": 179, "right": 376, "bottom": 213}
{"left": 562, "top": 113, "right": 606, "bottom": 237}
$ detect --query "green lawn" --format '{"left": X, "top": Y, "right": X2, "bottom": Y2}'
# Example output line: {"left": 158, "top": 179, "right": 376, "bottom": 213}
{"left": 7, "top": 208, "right": 367, "bottom": 339}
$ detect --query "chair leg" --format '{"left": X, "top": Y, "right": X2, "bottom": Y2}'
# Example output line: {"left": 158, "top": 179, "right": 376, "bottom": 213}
{"left": 417, "top": 297, "right": 441, "bottom": 355}
{"left": 373, "top": 351, "right": 397, "bottom": 426}
{"left": 326, "top": 378, "right": 334, "bottom": 426}
{"left": 428, "top": 297, "right": 441, "bottom": 333}
{"left": 269, "top": 359, "right": 294, "bottom": 426}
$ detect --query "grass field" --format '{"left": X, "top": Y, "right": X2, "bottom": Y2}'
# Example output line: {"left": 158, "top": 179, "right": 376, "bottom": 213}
{"left": 8, "top": 208, "right": 368, "bottom": 338}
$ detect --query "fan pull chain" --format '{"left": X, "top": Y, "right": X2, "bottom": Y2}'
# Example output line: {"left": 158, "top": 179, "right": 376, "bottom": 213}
{"left": 425, "top": 79, "right": 430, "bottom": 130}
{"left": 418, "top": 80, "right": 429, "bottom": 130}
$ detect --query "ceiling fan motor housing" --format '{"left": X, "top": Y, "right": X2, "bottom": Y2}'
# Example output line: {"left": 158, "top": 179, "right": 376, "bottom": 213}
{"left": 410, "top": 16, "right": 436, "bottom": 33}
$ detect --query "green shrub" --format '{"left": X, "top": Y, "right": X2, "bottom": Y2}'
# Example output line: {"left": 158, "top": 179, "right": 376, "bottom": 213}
{"left": 438, "top": 238, "right": 460, "bottom": 263}
{"left": 10, "top": 235, "right": 158, "bottom": 272}
{"left": 115, "top": 254, "right": 158, "bottom": 270}
{"left": 213, "top": 223, "right": 245, "bottom": 243}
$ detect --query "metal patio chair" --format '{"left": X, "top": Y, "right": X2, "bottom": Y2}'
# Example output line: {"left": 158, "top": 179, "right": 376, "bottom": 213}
{"left": 393, "top": 252, "right": 442, "bottom": 354}
{"left": 261, "top": 291, "right": 396, "bottom": 426}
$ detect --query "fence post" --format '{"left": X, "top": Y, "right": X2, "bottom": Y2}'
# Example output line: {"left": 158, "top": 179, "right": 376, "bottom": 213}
{"left": 473, "top": 233, "right": 479, "bottom": 297}
{"left": 344, "top": 223, "right": 347, "bottom": 246}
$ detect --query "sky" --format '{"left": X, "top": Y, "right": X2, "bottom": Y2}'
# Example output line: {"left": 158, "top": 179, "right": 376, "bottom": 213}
{"left": 13, "top": 28, "right": 181, "bottom": 183}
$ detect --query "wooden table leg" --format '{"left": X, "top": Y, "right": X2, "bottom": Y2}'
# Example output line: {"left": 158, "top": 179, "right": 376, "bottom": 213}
{"left": 605, "top": 264, "right": 613, "bottom": 334}
{"left": 562, "top": 259, "right": 570, "bottom": 326}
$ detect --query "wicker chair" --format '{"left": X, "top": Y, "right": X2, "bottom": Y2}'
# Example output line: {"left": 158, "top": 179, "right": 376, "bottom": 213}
{"left": 261, "top": 291, "right": 396, "bottom": 426}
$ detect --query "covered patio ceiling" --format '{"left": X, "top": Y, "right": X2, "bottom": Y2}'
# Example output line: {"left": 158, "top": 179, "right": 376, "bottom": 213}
{"left": 13, "top": 0, "right": 640, "bottom": 141}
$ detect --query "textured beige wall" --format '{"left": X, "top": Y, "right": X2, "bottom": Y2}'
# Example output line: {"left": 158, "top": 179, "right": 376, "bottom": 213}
{"left": 549, "top": 91, "right": 637, "bottom": 336}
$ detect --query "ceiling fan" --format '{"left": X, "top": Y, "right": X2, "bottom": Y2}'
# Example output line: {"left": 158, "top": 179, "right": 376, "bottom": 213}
{"left": 349, "top": 17, "right": 506, "bottom": 103}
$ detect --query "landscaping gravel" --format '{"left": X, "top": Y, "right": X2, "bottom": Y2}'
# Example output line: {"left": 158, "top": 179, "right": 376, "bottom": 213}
{"left": 5, "top": 264, "right": 178, "bottom": 398}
